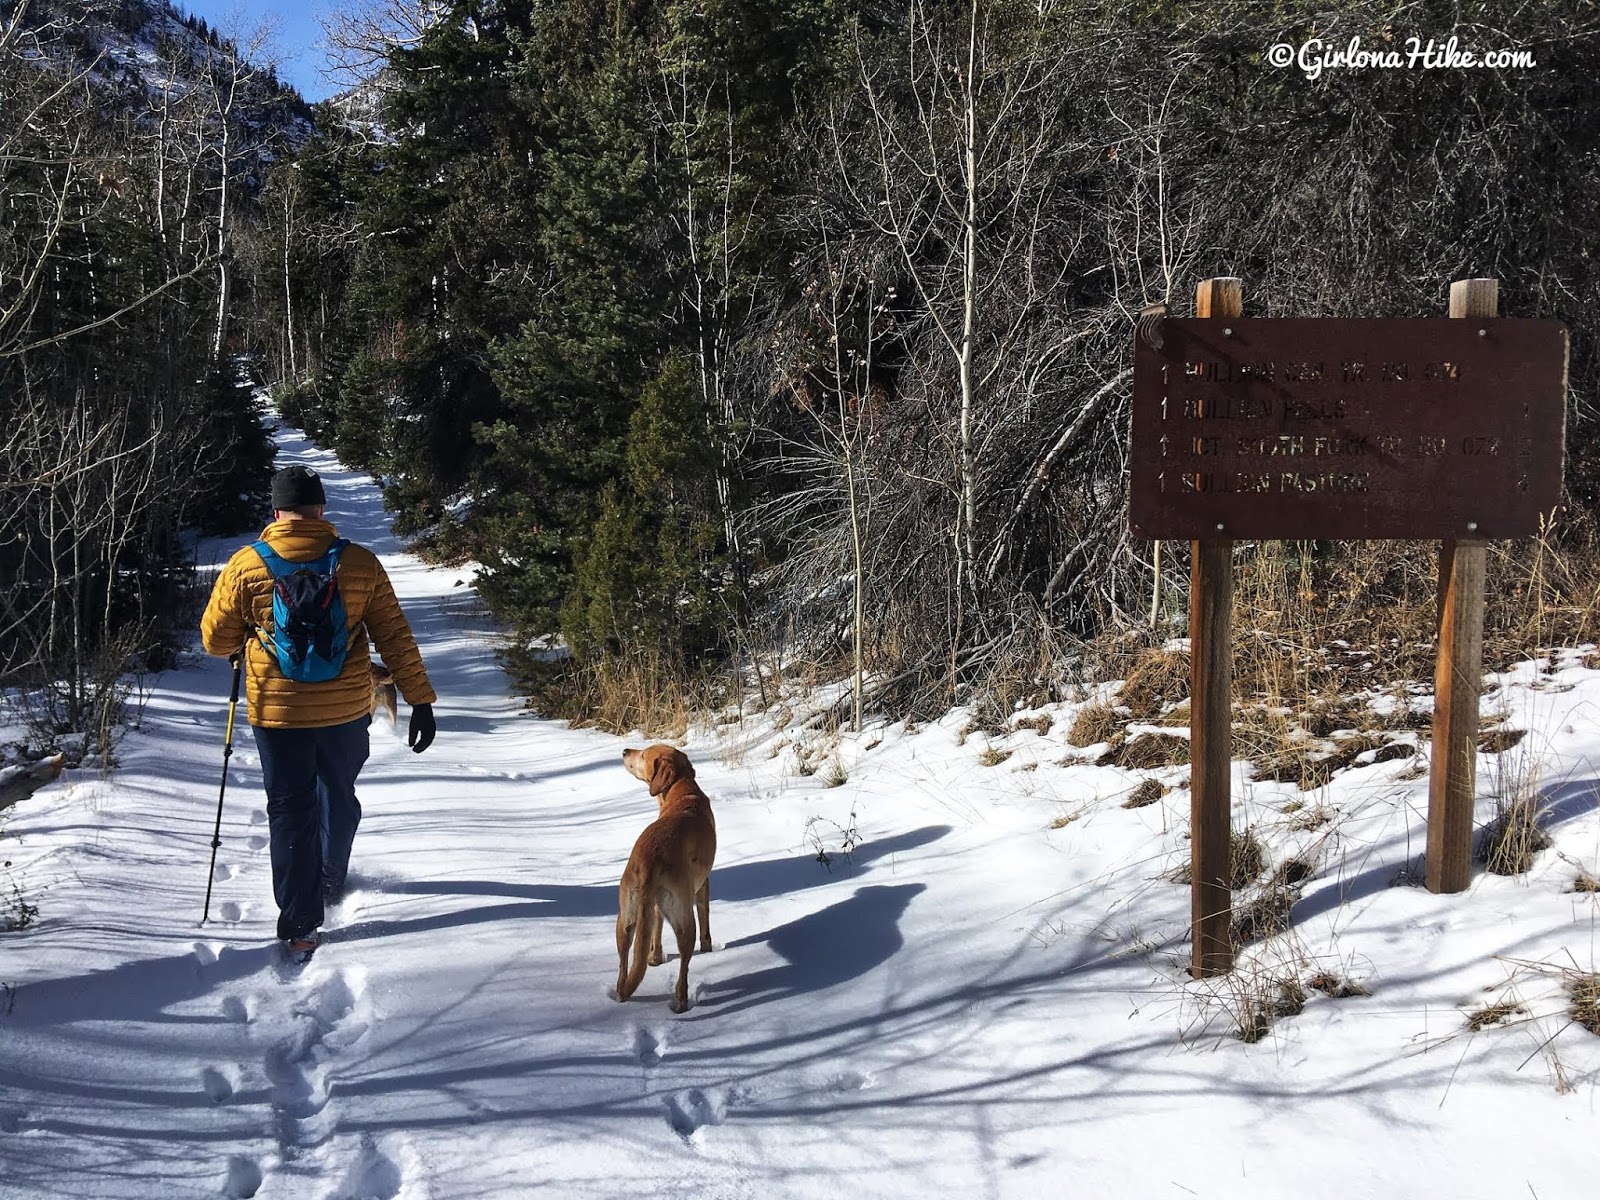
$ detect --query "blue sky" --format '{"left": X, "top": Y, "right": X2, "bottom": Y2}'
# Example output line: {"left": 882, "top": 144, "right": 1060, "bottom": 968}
{"left": 178, "top": 0, "right": 340, "bottom": 101}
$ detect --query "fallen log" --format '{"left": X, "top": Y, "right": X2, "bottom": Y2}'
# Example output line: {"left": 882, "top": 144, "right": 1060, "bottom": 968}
{"left": 0, "top": 754, "right": 66, "bottom": 813}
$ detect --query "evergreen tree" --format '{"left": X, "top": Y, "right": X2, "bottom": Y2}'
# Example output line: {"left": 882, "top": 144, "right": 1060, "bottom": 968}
{"left": 321, "top": 0, "right": 547, "bottom": 524}
{"left": 190, "top": 367, "right": 276, "bottom": 536}
{"left": 563, "top": 352, "right": 729, "bottom": 662}
{"left": 474, "top": 34, "right": 667, "bottom": 628}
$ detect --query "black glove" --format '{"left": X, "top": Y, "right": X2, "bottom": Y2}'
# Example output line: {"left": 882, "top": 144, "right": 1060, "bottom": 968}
{"left": 408, "top": 703, "right": 436, "bottom": 754}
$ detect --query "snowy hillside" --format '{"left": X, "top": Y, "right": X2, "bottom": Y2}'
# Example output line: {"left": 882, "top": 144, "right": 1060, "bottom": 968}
{"left": 1, "top": 427, "right": 1597, "bottom": 1199}
{"left": 18, "top": 0, "right": 313, "bottom": 166}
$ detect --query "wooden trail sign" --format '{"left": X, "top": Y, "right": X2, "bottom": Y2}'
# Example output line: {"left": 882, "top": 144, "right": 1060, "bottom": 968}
{"left": 1131, "top": 318, "right": 1569, "bottom": 541}
{"left": 1130, "top": 277, "right": 1570, "bottom": 979}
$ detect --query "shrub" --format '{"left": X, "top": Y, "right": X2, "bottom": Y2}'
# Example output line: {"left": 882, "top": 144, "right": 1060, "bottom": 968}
{"left": 1569, "top": 974, "right": 1600, "bottom": 1036}
{"left": 1478, "top": 799, "right": 1552, "bottom": 876}
{"left": 1102, "top": 732, "right": 1188, "bottom": 769}
{"left": 1066, "top": 703, "right": 1120, "bottom": 747}
{"left": 1118, "top": 650, "right": 1189, "bottom": 719}
{"left": 1229, "top": 828, "right": 1265, "bottom": 888}
{"left": 1123, "top": 779, "right": 1164, "bottom": 809}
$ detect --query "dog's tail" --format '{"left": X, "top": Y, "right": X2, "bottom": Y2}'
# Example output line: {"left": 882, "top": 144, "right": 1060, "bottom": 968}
{"left": 617, "top": 881, "right": 656, "bottom": 1001}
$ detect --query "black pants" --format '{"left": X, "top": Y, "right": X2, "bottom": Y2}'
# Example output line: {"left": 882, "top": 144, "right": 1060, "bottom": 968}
{"left": 251, "top": 715, "right": 370, "bottom": 941}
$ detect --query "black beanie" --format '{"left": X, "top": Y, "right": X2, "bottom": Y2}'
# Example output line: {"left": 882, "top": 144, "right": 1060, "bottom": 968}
{"left": 271, "top": 465, "right": 326, "bottom": 510}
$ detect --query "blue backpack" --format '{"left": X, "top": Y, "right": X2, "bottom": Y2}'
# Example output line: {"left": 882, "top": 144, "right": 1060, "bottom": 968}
{"left": 251, "top": 538, "right": 351, "bottom": 682}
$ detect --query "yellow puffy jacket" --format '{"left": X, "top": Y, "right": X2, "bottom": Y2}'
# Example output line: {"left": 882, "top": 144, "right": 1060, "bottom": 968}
{"left": 200, "top": 518, "right": 437, "bottom": 729}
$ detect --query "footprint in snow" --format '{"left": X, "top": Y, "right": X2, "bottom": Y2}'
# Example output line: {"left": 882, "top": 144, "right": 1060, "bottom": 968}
{"left": 665, "top": 1088, "right": 728, "bottom": 1138}
{"left": 213, "top": 862, "right": 237, "bottom": 882}
{"left": 247, "top": 835, "right": 269, "bottom": 851}
{"left": 634, "top": 1026, "right": 665, "bottom": 1068}
{"left": 193, "top": 941, "right": 222, "bottom": 966}
{"left": 219, "top": 901, "right": 245, "bottom": 923}
{"left": 249, "top": 810, "right": 268, "bottom": 826}
{"left": 223, "top": 1156, "right": 262, "bottom": 1199}
{"left": 828, "top": 1069, "right": 873, "bottom": 1093}
{"left": 201, "top": 1065, "right": 236, "bottom": 1104}
{"left": 304, "top": 967, "right": 364, "bottom": 1027}
{"left": 265, "top": 1028, "right": 332, "bottom": 1127}
{"left": 327, "top": 1134, "right": 414, "bottom": 1200}
{"left": 0, "top": 1105, "right": 27, "bottom": 1134}
{"left": 265, "top": 968, "right": 370, "bottom": 1154}
{"left": 221, "top": 995, "right": 251, "bottom": 1024}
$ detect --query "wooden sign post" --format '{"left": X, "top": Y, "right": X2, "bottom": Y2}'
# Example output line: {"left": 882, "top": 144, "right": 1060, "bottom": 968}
{"left": 1426, "top": 280, "right": 1496, "bottom": 893}
{"left": 1190, "top": 277, "right": 1241, "bottom": 978}
{"left": 1128, "top": 276, "right": 1568, "bottom": 976}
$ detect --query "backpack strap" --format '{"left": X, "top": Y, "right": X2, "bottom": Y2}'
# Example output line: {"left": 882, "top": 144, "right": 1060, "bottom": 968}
{"left": 249, "top": 539, "right": 284, "bottom": 573}
{"left": 250, "top": 537, "right": 349, "bottom": 573}
{"left": 247, "top": 540, "right": 279, "bottom": 653}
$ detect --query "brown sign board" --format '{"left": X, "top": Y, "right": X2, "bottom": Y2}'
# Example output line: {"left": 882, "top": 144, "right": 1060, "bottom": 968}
{"left": 1129, "top": 318, "right": 1569, "bottom": 540}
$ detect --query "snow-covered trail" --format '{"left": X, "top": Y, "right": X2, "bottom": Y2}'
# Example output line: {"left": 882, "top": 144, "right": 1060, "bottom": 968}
{"left": 3, "top": 425, "right": 1598, "bottom": 1199}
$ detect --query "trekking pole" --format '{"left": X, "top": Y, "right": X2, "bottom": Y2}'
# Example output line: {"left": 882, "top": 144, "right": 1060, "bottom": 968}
{"left": 202, "top": 655, "right": 243, "bottom": 925}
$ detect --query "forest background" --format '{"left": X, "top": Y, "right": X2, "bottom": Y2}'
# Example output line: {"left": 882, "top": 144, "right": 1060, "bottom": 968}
{"left": 4, "top": 0, "right": 1598, "bottom": 759}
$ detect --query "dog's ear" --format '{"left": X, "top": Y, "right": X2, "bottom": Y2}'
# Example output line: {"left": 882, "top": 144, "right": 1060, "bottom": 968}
{"left": 647, "top": 750, "right": 674, "bottom": 796}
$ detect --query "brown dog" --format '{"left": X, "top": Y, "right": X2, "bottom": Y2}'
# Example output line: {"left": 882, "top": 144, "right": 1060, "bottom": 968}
{"left": 616, "top": 744, "right": 717, "bottom": 1013}
{"left": 370, "top": 661, "right": 398, "bottom": 724}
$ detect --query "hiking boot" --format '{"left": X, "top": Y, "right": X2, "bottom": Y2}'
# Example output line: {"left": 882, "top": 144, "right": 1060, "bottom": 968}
{"left": 283, "top": 931, "right": 321, "bottom": 963}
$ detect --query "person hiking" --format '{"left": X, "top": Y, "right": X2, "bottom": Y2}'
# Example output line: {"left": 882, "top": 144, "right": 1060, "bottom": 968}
{"left": 200, "top": 464, "right": 437, "bottom": 958}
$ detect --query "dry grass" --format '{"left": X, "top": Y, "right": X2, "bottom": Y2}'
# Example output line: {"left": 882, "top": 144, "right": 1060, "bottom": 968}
{"left": 1323, "top": 733, "right": 1390, "bottom": 771}
{"left": 1270, "top": 855, "right": 1316, "bottom": 888}
{"left": 1077, "top": 534, "right": 1600, "bottom": 766}
{"left": 1260, "top": 754, "right": 1337, "bottom": 790}
{"left": 1569, "top": 973, "right": 1600, "bottom": 1036}
{"left": 1244, "top": 727, "right": 1409, "bottom": 791}
{"left": 1117, "top": 649, "right": 1189, "bottom": 719}
{"left": 1572, "top": 869, "right": 1600, "bottom": 894}
{"left": 1122, "top": 779, "right": 1165, "bottom": 809}
{"left": 1275, "top": 977, "right": 1307, "bottom": 1017}
{"left": 1153, "top": 700, "right": 1190, "bottom": 727}
{"left": 819, "top": 757, "right": 848, "bottom": 788}
{"left": 522, "top": 653, "right": 705, "bottom": 738}
{"left": 1231, "top": 882, "right": 1296, "bottom": 945}
{"left": 1048, "top": 811, "right": 1081, "bottom": 830}
{"left": 1479, "top": 728, "right": 1527, "bottom": 753}
{"left": 977, "top": 746, "right": 1013, "bottom": 767}
{"left": 1286, "top": 803, "right": 1335, "bottom": 832}
{"left": 1300, "top": 695, "right": 1372, "bottom": 737}
{"left": 1229, "top": 828, "right": 1265, "bottom": 888}
{"left": 1065, "top": 703, "right": 1120, "bottom": 748}
{"left": 1101, "top": 732, "right": 1189, "bottom": 769}
{"left": 1307, "top": 971, "right": 1370, "bottom": 998}
{"left": 1236, "top": 705, "right": 1318, "bottom": 787}
{"left": 1466, "top": 1000, "right": 1527, "bottom": 1031}
{"left": 1014, "top": 713, "right": 1053, "bottom": 737}
{"left": 1232, "top": 704, "right": 1296, "bottom": 757}
{"left": 1478, "top": 798, "right": 1553, "bottom": 875}
{"left": 1236, "top": 978, "right": 1308, "bottom": 1043}
{"left": 1228, "top": 853, "right": 1314, "bottom": 947}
